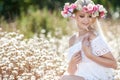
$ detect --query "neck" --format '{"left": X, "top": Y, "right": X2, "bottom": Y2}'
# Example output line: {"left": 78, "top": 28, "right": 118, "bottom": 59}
{"left": 75, "top": 29, "right": 89, "bottom": 43}
{"left": 78, "top": 29, "right": 89, "bottom": 37}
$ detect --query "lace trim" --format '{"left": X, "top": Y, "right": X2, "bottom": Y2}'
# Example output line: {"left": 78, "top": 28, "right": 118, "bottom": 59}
{"left": 91, "top": 36, "right": 111, "bottom": 56}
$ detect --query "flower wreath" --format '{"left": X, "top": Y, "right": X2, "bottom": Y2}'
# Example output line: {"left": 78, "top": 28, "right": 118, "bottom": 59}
{"left": 61, "top": 0, "right": 107, "bottom": 18}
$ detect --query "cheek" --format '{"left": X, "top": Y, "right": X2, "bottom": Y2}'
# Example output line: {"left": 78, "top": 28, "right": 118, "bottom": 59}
{"left": 76, "top": 18, "right": 81, "bottom": 23}
{"left": 77, "top": 17, "right": 83, "bottom": 23}
{"left": 89, "top": 19, "right": 93, "bottom": 24}
{"left": 91, "top": 18, "right": 96, "bottom": 24}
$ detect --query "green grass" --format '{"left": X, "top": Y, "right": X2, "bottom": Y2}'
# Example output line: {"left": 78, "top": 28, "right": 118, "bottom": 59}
{"left": 0, "top": 8, "right": 69, "bottom": 38}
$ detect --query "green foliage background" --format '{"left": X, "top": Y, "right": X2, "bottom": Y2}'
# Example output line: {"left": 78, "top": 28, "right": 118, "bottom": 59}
{"left": 0, "top": 0, "right": 119, "bottom": 18}
{"left": 0, "top": 0, "right": 120, "bottom": 38}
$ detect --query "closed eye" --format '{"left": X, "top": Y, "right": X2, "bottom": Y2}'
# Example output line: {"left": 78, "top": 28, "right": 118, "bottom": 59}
{"left": 79, "top": 15, "right": 85, "bottom": 18}
{"left": 88, "top": 15, "right": 92, "bottom": 18}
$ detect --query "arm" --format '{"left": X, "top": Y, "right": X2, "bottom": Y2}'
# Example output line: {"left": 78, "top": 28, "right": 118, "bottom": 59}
{"left": 67, "top": 59, "right": 77, "bottom": 75}
{"left": 88, "top": 52, "right": 117, "bottom": 69}
{"left": 67, "top": 35, "right": 82, "bottom": 75}
{"left": 82, "top": 33, "right": 117, "bottom": 69}
{"left": 67, "top": 51, "right": 82, "bottom": 75}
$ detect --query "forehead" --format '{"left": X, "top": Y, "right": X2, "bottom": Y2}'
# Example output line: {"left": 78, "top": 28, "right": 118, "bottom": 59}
{"left": 76, "top": 11, "right": 91, "bottom": 15}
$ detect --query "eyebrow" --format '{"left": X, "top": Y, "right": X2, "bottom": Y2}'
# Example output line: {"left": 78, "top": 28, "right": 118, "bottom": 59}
{"left": 79, "top": 13, "right": 85, "bottom": 15}
{"left": 79, "top": 14, "right": 84, "bottom": 15}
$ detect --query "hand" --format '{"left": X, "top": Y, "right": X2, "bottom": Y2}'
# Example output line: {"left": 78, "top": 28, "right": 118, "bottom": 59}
{"left": 70, "top": 51, "right": 82, "bottom": 65}
{"left": 82, "top": 36, "right": 93, "bottom": 58}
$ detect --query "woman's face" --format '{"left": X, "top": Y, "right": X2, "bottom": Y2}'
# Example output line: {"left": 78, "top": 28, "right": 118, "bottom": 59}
{"left": 75, "top": 11, "right": 96, "bottom": 30}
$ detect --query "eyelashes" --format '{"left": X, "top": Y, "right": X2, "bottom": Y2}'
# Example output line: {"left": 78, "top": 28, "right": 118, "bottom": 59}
{"left": 79, "top": 15, "right": 84, "bottom": 18}
{"left": 79, "top": 15, "right": 92, "bottom": 18}
{"left": 89, "top": 15, "right": 92, "bottom": 18}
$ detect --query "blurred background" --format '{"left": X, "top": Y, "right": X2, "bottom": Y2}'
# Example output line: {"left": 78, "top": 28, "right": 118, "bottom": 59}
{"left": 0, "top": 0, "right": 120, "bottom": 80}
{"left": 0, "top": 0, "right": 120, "bottom": 38}
{"left": 0, "top": 0, "right": 120, "bottom": 57}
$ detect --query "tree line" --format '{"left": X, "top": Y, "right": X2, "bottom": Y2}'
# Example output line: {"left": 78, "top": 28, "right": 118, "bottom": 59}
{"left": 0, "top": 0, "right": 120, "bottom": 19}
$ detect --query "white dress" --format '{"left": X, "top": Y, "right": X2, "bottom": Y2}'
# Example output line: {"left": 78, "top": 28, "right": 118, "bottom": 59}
{"left": 66, "top": 35, "right": 114, "bottom": 80}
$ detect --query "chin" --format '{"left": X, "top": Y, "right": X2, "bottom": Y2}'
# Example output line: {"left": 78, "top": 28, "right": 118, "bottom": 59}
{"left": 83, "top": 26, "right": 89, "bottom": 28}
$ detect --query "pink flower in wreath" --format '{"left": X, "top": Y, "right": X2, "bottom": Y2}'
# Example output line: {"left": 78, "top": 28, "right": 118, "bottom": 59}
{"left": 93, "top": 5, "right": 99, "bottom": 12}
{"left": 61, "top": 2, "right": 107, "bottom": 18}
{"left": 87, "top": 4, "right": 94, "bottom": 12}
{"left": 82, "top": 6, "right": 88, "bottom": 12}
{"left": 68, "top": 4, "right": 77, "bottom": 12}
{"left": 64, "top": 3, "right": 69, "bottom": 11}
{"left": 100, "top": 11, "right": 105, "bottom": 18}
{"left": 70, "top": 4, "right": 77, "bottom": 9}
{"left": 61, "top": 11, "right": 67, "bottom": 18}
{"left": 61, "top": 3, "right": 77, "bottom": 18}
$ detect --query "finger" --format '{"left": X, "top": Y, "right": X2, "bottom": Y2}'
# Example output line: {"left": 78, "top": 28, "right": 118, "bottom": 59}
{"left": 73, "top": 52, "right": 81, "bottom": 57}
{"left": 76, "top": 58, "right": 82, "bottom": 63}
{"left": 74, "top": 50, "right": 81, "bottom": 56}
{"left": 73, "top": 54, "right": 82, "bottom": 63}
{"left": 76, "top": 50, "right": 81, "bottom": 55}
{"left": 74, "top": 55, "right": 82, "bottom": 60}
{"left": 82, "top": 37, "right": 88, "bottom": 44}
{"left": 74, "top": 53, "right": 79, "bottom": 57}
{"left": 85, "top": 37, "right": 89, "bottom": 42}
{"left": 86, "top": 38, "right": 91, "bottom": 47}
{"left": 83, "top": 37, "right": 91, "bottom": 47}
{"left": 76, "top": 51, "right": 82, "bottom": 57}
{"left": 72, "top": 57, "right": 81, "bottom": 64}
{"left": 73, "top": 53, "right": 78, "bottom": 57}
{"left": 77, "top": 60, "right": 81, "bottom": 63}
{"left": 74, "top": 55, "right": 81, "bottom": 59}
{"left": 74, "top": 56, "right": 81, "bottom": 61}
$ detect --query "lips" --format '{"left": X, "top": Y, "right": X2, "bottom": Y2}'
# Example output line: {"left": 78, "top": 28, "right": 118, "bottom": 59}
{"left": 83, "top": 23, "right": 89, "bottom": 25}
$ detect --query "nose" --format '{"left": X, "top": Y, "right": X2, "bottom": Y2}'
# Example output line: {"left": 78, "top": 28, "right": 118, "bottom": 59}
{"left": 83, "top": 17, "right": 89, "bottom": 24}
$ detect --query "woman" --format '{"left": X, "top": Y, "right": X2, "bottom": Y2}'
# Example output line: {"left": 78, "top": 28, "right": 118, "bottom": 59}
{"left": 60, "top": 0, "right": 117, "bottom": 80}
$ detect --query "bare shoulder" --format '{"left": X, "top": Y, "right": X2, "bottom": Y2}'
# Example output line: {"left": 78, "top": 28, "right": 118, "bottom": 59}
{"left": 69, "top": 34, "right": 76, "bottom": 47}
{"left": 88, "top": 31, "right": 97, "bottom": 40}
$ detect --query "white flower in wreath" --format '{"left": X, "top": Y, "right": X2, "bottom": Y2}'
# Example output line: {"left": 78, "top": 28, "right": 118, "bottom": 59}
{"left": 87, "top": 4, "right": 94, "bottom": 11}
{"left": 72, "top": 14, "right": 75, "bottom": 17}
{"left": 69, "top": 8, "right": 74, "bottom": 13}
{"left": 65, "top": 3, "right": 70, "bottom": 6}
{"left": 61, "top": 12, "right": 67, "bottom": 18}
{"left": 102, "top": 8, "right": 107, "bottom": 13}
{"left": 92, "top": 11, "right": 99, "bottom": 17}
{"left": 68, "top": 12, "right": 72, "bottom": 17}
{"left": 99, "top": 5, "right": 105, "bottom": 12}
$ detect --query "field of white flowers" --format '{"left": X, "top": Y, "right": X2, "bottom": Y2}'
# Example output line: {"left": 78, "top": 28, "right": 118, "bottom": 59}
{"left": 0, "top": 29, "right": 69, "bottom": 80}
{"left": 0, "top": 19, "right": 120, "bottom": 80}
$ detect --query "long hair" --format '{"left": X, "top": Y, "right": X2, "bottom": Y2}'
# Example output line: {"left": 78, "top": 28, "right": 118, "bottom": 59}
{"left": 95, "top": 19, "right": 107, "bottom": 41}
{"left": 74, "top": 0, "right": 107, "bottom": 41}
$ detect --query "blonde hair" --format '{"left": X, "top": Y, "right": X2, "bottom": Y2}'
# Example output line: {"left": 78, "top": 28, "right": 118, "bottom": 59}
{"left": 89, "top": 18, "right": 106, "bottom": 41}
{"left": 75, "top": 0, "right": 94, "bottom": 5}
{"left": 95, "top": 19, "right": 106, "bottom": 40}
{"left": 73, "top": 0, "right": 94, "bottom": 13}
{"left": 74, "top": 0, "right": 107, "bottom": 41}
